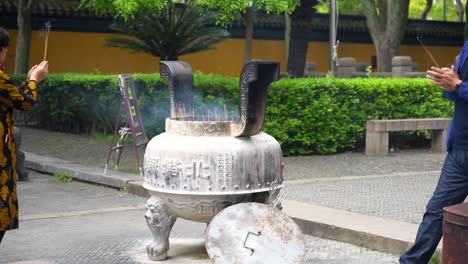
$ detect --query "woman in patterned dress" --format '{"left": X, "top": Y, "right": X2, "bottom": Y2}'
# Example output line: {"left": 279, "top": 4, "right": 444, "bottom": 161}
{"left": 0, "top": 27, "right": 48, "bottom": 244}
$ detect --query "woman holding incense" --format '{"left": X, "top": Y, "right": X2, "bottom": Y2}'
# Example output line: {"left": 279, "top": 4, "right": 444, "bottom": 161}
{"left": 0, "top": 27, "right": 48, "bottom": 245}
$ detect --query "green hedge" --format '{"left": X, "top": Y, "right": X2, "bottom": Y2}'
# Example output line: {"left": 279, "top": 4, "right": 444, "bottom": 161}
{"left": 12, "top": 73, "right": 162, "bottom": 135}
{"left": 11, "top": 74, "right": 453, "bottom": 155}
{"left": 267, "top": 78, "right": 452, "bottom": 155}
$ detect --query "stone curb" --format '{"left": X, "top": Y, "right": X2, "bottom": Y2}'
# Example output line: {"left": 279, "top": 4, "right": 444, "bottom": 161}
{"left": 283, "top": 200, "right": 440, "bottom": 257}
{"left": 24, "top": 152, "right": 140, "bottom": 189}
{"left": 24, "top": 151, "right": 441, "bottom": 257}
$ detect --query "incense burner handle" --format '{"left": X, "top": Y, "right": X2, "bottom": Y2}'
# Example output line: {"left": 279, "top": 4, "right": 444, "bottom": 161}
{"left": 160, "top": 61, "right": 194, "bottom": 119}
{"left": 232, "top": 62, "right": 280, "bottom": 137}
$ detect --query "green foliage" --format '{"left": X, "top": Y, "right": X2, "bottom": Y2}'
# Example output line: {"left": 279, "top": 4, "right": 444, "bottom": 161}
{"left": 81, "top": 0, "right": 299, "bottom": 25}
{"left": 315, "top": 0, "right": 465, "bottom": 22}
{"left": 314, "top": 0, "right": 364, "bottom": 15}
{"left": 53, "top": 170, "right": 73, "bottom": 183}
{"left": 194, "top": 0, "right": 300, "bottom": 25}
{"left": 12, "top": 74, "right": 453, "bottom": 155}
{"left": 264, "top": 77, "right": 452, "bottom": 155}
{"left": 409, "top": 0, "right": 466, "bottom": 21}
{"left": 105, "top": 2, "right": 230, "bottom": 60}
{"left": 429, "top": 255, "right": 441, "bottom": 264}
{"left": 80, "top": 0, "right": 169, "bottom": 19}
{"left": 365, "top": 65, "right": 373, "bottom": 77}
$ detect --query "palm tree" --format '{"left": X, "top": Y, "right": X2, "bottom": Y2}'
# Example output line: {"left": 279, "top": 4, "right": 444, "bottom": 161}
{"left": 104, "top": 2, "right": 230, "bottom": 60}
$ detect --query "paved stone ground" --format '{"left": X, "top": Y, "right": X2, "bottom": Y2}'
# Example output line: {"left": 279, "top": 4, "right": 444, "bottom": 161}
{"left": 282, "top": 150, "right": 445, "bottom": 180}
{"left": 283, "top": 172, "right": 440, "bottom": 224}
{"left": 20, "top": 128, "right": 146, "bottom": 176}
{"left": 0, "top": 171, "right": 399, "bottom": 263}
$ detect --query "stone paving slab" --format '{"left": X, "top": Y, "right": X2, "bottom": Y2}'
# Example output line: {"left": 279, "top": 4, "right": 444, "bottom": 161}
{"left": 23, "top": 151, "right": 446, "bottom": 225}
{"left": 284, "top": 200, "right": 441, "bottom": 257}
{"left": 283, "top": 172, "right": 440, "bottom": 225}
{"left": 21, "top": 159, "right": 420, "bottom": 257}
{"left": 282, "top": 150, "right": 445, "bottom": 180}
{"left": 17, "top": 169, "right": 145, "bottom": 216}
{"left": 0, "top": 171, "right": 400, "bottom": 264}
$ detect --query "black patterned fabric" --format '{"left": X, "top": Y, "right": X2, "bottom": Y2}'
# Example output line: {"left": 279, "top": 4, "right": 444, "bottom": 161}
{"left": 0, "top": 69, "right": 37, "bottom": 231}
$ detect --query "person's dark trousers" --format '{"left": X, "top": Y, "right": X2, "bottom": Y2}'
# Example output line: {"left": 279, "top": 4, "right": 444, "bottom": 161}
{"left": 0, "top": 230, "right": 5, "bottom": 244}
{"left": 400, "top": 149, "right": 468, "bottom": 264}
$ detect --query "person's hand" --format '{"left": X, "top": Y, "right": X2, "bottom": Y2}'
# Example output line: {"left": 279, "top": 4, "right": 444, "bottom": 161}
{"left": 29, "top": 61, "right": 48, "bottom": 83}
{"left": 27, "top": 64, "right": 38, "bottom": 80}
{"left": 426, "top": 65, "right": 461, "bottom": 92}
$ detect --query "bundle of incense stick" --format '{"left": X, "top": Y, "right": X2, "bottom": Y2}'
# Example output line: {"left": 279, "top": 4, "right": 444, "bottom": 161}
{"left": 173, "top": 105, "right": 238, "bottom": 122}
{"left": 175, "top": 104, "right": 188, "bottom": 121}
{"left": 43, "top": 23, "right": 51, "bottom": 61}
{"left": 224, "top": 104, "right": 228, "bottom": 121}
{"left": 417, "top": 36, "right": 439, "bottom": 68}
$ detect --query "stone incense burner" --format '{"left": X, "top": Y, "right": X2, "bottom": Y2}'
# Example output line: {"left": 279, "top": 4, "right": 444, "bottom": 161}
{"left": 142, "top": 61, "right": 283, "bottom": 261}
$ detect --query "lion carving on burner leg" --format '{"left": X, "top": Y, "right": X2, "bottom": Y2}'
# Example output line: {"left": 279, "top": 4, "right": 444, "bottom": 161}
{"left": 145, "top": 196, "right": 177, "bottom": 261}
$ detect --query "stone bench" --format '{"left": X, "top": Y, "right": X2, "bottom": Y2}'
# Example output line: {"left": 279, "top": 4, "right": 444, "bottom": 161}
{"left": 365, "top": 118, "right": 451, "bottom": 156}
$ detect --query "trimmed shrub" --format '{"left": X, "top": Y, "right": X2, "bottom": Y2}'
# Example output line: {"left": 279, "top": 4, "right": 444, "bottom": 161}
{"left": 266, "top": 77, "right": 452, "bottom": 155}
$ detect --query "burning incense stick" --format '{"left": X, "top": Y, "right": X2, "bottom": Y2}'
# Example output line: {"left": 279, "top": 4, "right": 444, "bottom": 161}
{"left": 417, "top": 36, "right": 439, "bottom": 68}
{"left": 43, "top": 22, "right": 51, "bottom": 61}
{"left": 224, "top": 104, "right": 228, "bottom": 121}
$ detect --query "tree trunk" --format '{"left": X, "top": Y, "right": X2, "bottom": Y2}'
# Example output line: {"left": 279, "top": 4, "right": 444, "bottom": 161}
{"left": 361, "top": 0, "right": 409, "bottom": 72}
{"left": 456, "top": 0, "right": 464, "bottom": 22}
{"left": 420, "top": 0, "right": 432, "bottom": 20}
{"left": 374, "top": 35, "right": 400, "bottom": 72}
{"left": 15, "top": 0, "right": 34, "bottom": 74}
{"left": 244, "top": 6, "right": 254, "bottom": 64}
{"left": 286, "top": 0, "right": 317, "bottom": 77}
{"left": 285, "top": 13, "right": 291, "bottom": 65}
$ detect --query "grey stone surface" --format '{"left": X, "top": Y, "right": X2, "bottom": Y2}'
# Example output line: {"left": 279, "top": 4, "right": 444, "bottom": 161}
{"left": 392, "top": 56, "right": 413, "bottom": 77}
{"left": 337, "top": 57, "right": 357, "bottom": 78}
{"left": 17, "top": 170, "right": 144, "bottom": 216}
{"left": 304, "top": 62, "right": 317, "bottom": 76}
{"left": 25, "top": 152, "right": 139, "bottom": 189}
{"left": 0, "top": 171, "right": 400, "bottom": 263}
{"left": 284, "top": 171, "right": 467, "bottom": 225}
{"left": 404, "top": 72, "right": 427, "bottom": 78}
{"left": 283, "top": 173, "right": 436, "bottom": 224}
{"left": 282, "top": 149, "right": 445, "bottom": 181}
{"left": 365, "top": 118, "right": 450, "bottom": 155}
{"left": 304, "top": 236, "right": 398, "bottom": 264}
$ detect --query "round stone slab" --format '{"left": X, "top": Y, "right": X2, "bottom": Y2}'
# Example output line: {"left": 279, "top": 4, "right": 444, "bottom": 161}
{"left": 205, "top": 202, "right": 305, "bottom": 264}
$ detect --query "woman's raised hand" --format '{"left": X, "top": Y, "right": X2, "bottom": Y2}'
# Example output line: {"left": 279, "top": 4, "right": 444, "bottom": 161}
{"left": 29, "top": 61, "right": 48, "bottom": 83}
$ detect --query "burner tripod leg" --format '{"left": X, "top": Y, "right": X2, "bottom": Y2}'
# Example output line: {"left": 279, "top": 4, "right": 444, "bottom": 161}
{"left": 145, "top": 196, "right": 177, "bottom": 261}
